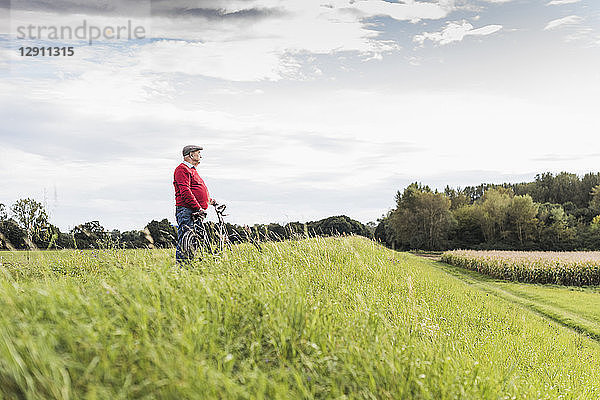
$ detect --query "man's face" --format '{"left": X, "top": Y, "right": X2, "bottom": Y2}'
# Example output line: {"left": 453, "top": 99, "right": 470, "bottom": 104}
{"left": 189, "top": 150, "right": 202, "bottom": 164}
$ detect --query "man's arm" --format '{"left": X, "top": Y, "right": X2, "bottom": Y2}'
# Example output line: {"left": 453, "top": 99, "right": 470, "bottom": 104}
{"left": 174, "top": 168, "right": 203, "bottom": 210}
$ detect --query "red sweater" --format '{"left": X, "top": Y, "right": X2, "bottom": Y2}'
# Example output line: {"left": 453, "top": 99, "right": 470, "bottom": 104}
{"left": 173, "top": 163, "right": 210, "bottom": 210}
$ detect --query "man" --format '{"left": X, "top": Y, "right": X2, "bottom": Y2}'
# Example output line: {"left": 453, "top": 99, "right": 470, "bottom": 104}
{"left": 173, "top": 145, "right": 216, "bottom": 263}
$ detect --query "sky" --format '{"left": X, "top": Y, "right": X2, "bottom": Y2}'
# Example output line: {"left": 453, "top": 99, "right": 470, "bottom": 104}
{"left": 0, "top": 0, "right": 599, "bottom": 231}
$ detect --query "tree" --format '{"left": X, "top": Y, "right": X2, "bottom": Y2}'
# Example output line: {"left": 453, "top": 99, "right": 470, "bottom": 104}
{"left": 71, "top": 221, "right": 107, "bottom": 249}
{"left": 308, "top": 215, "right": 370, "bottom": 237}
{"left": 264, "top": 223, "right": 286, "bottom": 241}
{"left": 120, "top": 230, "right": 146, "bottom": 248}
{"left": 448, "top": 204, "right": 485, "bottom": 248}
{"left": 34, "top": 224, "right": 62, "bottom": 249}
{"left": 284, "top": 222, "right": 306, "bottom": 239}
{"left": 535, "top": 203, "right": 576, "bottom": 250}
{"left": 0, "top": 203, "right": 7, "bottom": 221}
{"left": 145, "top": 219, "right": 177, "bottom": 248}
{"left": 365, "top": 221, "right": 377, "bottom": 236}
{"left": 472, "top": 188, "right": 513, "bottom": 243}
{"left": 552, "top": 172, "right": 580, "bottom": 205}
{"left": 580, "top": 173, "right": 600, "bottom": 208}
{"left": 389, "top": 183, "right": 454, "bottom": 250}
{"left": 374, "top": 218, "right": 388, "bottom": 245}
{"left": 10, "top": 198, "right": 49, "bottom": 246}
{"left": 444, "top": 186, "right": 470, "bottom": 210}
{"left": 0, "top": 219, "right": 27, "bottom": 250}
{"left": 374, "top": 212, "right": 402, "bottom": 249}
{"left": 507, "top": 195, "right": 538, "bottom": 246}
{"left": 589, "top": 184, "right": 600, "bottom": 216}
{"left": 57, "top": 231, "right": 75, "bottom": 249}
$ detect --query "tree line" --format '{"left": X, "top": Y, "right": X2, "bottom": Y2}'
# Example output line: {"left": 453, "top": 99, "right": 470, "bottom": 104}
{"left": 375, "top": 172, "right": 600, "bottom": 251}
{"left": 0, "top": 199, "right": 372, "bottom": 250}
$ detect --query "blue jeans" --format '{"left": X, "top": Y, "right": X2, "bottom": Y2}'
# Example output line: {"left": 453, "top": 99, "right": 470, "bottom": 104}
{"left": 175, "top": 206, "right": 194, "bottom": 263}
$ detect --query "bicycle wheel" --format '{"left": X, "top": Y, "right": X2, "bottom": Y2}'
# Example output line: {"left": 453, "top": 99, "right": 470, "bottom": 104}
{"left": 181, "top": 229, "right": 202, "bottom": 260}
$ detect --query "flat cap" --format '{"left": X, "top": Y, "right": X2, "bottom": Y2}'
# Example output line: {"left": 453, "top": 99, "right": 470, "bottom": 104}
{"left": 182, "top": 145, "right": 203, "bottom": 156}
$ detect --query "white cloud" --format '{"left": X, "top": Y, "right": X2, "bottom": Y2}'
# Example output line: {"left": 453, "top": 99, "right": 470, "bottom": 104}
{"left": 350, "top": 0, "right": 454, "bottom": 23}
{"left": 544, "top": 15, "right": 583, "bottom": 30}
{"left": 542, "top": 15, "right": 599, "bottom": 47}
{"left": 140, "top": 0, "right": 453, "bottom": 80}
{"left": 414, "top": 21, "right": 502, "bottom": 46}
{"left": 8, "top": 1, "right": 455, "bottom": 82}
{"left": 470, "top": 25, "right": 503, "bottom": 35}
{"left": 547, "top": 0, "right": 581, "bottom": 5}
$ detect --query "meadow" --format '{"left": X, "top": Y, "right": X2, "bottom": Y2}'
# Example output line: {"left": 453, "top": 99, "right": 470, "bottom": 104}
{"left": 1, "top": 237, "right": 600, "bottom": 399}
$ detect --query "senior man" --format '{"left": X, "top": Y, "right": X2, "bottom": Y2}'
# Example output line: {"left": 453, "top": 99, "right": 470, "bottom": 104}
{"left": 173, "top": 145, "right": 216, "bottom": 263}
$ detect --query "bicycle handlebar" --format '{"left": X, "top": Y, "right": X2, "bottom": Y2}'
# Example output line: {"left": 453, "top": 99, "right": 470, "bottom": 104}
{"left": 190, "top": 204, "right": 227, "bottom": 221}
{"left": 213, "top": 203, "right": 227, "bottom": 214}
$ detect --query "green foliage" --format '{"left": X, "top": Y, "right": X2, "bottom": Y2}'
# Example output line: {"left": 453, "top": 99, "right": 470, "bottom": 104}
{"left": 120, "top": 230, "right": 148, "bottom": 249}
{"left": 309, "top": 215, "right": 369, "bottom": 237}
{"left": 381, "top": 172, "right": 600, "bottom": 251}
{"left": 145, "top": 219, "right": 177, "bottom": 248}
{"left": 449, "top": 204, "right": 485, "bottom": 248}
{"left": 444, "top": 186, "right": 469, "bottom": 210}
{"left": 264, "top": 223, "right": 287, "bottom": 240}
{"left": 282, "top": 222, "right": 307, "bottom": 239}
{"left": 0, "top": 203, "right": 6, "bottom": 221}
{"left": 374, "top": 211, "right": 399, "bottom": 249}
{"left": 10, "top": 198, "right": 49, "bottom": 246}
{"left": 472, "top": 188, "right": 513, "bottom": 243}
{"left": 2, "top": 238, "right": 600, "bottom": 398}
{"left": 589, "top": 185, "right": 600, "bottom": 215}
{"left": 72, "top": 221, "right": 108, "bottom": 249}
{"left": 34, "top": 224, "right": 62, "bottom": 250}
{"left": 535, "top": 203, "right": 577, "bottom": 250}
{"left": 389, "top": 183, "right": 454, "bottom": 250}
{"left": 507, "top": 195, "right": 538, "bottom": 245}
{"left": 0, "top": 199, "right": 59, "bottom": 250}
{"left": 0, "top": 219, "right": 27, "bottom": 250}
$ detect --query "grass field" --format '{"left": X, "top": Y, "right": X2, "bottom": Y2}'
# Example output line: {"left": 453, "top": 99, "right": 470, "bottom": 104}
{"left": 2, "top": 237, "right": 600, "bottom": 399}
{"left": 436, "top": 259, "right": 600, "bottom": 340}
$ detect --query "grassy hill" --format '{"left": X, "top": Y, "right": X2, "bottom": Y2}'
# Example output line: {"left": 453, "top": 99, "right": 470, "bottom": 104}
{"left": 1, "top": 237, "right": 600, "bottom": 399}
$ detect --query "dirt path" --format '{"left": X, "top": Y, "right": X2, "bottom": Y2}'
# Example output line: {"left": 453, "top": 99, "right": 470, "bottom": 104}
{"left": 409, "top": 251, "right": 442, "bottom": 261}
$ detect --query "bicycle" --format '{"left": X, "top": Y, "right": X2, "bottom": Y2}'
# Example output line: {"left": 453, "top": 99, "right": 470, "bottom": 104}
{"left": 180, "top": 203, "right": 261, "bottom": 261}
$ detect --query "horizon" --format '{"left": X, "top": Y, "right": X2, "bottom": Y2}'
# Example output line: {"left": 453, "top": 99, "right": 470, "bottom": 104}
{"left": 3, "top": 169, "right": 599, "bottom": 232}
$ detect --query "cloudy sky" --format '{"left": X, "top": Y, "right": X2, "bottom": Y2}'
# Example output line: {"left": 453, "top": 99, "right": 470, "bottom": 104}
{"left": 1, "top": 0, "right": 599, "bottom": 231}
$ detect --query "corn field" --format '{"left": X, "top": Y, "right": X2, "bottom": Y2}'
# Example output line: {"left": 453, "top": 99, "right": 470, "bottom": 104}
{"left": 441, "top": 250, "right": 600, "bottom": 286}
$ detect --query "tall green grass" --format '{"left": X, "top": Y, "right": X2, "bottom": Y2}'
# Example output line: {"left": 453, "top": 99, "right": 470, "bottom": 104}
{"left": 1, "top": 237, "right": 600, "bottom": 399}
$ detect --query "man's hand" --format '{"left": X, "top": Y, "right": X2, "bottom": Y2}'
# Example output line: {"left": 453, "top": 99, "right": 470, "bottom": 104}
{"left": 192, "top": 209, "right": 207, "bottom": 219}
